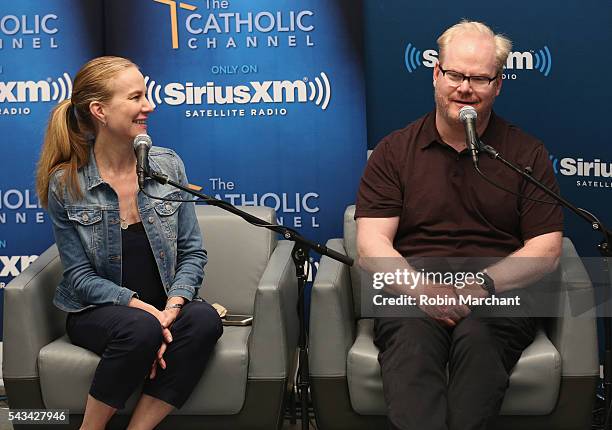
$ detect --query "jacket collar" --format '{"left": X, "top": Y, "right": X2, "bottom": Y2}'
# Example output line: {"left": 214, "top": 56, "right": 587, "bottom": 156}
{"left": 84, "top": 144, "right": 105, "bottom": 191}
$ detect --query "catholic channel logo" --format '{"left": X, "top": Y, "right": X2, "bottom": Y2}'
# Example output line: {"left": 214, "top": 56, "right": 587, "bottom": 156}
{"left": 0, "top": 13, "right": 60, "bottom": 50}
{"left": 153, "top": 0, "right": 198, "bottom": 49}
{"left": 0, "top": 72, "right": 72, "bottom": 116}
{"left": 152, "top": 0, "right": 315, "bottom": 50}
{"left": 403, "top": 42, "right": 553, "bottom": 78}
{"left": 144, "top": 72, "right": 332, "bottom": 110}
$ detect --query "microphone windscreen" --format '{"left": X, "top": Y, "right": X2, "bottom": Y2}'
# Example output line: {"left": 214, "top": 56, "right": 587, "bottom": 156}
{"left": 133, "top": 133, "right": 152, "bottom": 150}
{"left": 458, "top": 106, "right": 477, "bottom": 123}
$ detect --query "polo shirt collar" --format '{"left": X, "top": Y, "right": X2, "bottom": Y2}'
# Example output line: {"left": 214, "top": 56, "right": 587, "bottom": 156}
{"left": 419, "top": 110, "right": 500, "bottom": 150}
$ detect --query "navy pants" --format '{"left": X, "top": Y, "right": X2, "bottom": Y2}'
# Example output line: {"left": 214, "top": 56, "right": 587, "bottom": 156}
{"left": 66, "top": 301, "right": 223, "bottom": 410}
{"left": 374, "top": 314, "right": 536, "bottom": 430}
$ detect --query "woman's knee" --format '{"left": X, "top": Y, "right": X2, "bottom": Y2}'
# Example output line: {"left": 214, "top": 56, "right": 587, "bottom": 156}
{"left": 119, "top": 310, "right": 163, "bottom": 353}
{"left": 178, "top": 302, "right": 223, "bottom": 340}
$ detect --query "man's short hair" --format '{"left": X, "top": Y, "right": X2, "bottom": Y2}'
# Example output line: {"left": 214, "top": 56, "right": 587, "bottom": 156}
{"left": 437, "top": 20, "right": 512, "bottom": 74}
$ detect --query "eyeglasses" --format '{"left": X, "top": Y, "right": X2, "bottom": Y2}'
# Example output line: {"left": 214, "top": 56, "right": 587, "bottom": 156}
{"left": 438, "top": 65, "right": 498, "bottom": 89}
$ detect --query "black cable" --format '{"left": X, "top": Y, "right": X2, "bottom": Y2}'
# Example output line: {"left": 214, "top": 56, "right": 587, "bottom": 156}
{"left": 475, "top": 162, "right": 608, "bottom": 238}
{"left": 474, "top": 163, "right": 560, "bottom": 206}
{"left": 604, "top": 400, "right": 612, "bottom": 430}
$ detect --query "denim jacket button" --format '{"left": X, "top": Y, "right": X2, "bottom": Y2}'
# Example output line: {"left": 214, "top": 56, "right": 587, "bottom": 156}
{"left": 148, "top": 216, "right": 154, "bottom": 224}
{"left": 160, "top": 251, "right": 165, "bottom": 258}
{"left": 165, "top": 203, "right": 172, "bottom": 210}
{"left": 82, "top": 213, "right": 89, "bottom": 222}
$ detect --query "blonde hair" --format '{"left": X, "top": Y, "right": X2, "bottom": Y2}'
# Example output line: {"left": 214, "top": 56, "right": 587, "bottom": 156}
{"left": 36, "top": 56, "right": 137, "bottom": 207}
{"left": 437, "top": 20, "right": 512, "bottom": 74}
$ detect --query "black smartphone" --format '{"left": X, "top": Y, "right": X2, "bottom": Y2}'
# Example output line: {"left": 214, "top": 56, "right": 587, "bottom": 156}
{"left": 222, "top": 314, "right": 253, "bottom": 326}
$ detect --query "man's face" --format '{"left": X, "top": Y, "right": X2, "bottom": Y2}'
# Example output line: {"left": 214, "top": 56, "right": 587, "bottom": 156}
{"left": 433, "top": 32, "right": 502, "bottom": 129}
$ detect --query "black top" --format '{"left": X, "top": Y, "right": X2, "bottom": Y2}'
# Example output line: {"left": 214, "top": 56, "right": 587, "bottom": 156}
{"left": 121, "top": 222, "right": 167, "bottom": 310}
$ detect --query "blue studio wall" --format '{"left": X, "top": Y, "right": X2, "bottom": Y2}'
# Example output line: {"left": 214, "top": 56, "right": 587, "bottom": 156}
{"left": 2, "top": 0, "right": 612, "bottom": 349}
{"left": 363, "top": 1, "right": 612, "bottom": 258}
{"left": 0, "top": 0, "right": 367, "bottom": 337}
{"left": 0, "top": 0, "right": 104, "bottom": 336}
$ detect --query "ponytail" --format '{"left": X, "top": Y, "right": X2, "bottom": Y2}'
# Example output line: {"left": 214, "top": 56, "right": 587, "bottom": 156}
{"left": 36, "top": 99, "right": 90, "bottom": 207}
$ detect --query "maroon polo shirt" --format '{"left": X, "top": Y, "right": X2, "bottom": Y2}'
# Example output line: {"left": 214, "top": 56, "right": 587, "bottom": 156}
{"left": 355, "top": 111, "right": 563, "bottom": 258}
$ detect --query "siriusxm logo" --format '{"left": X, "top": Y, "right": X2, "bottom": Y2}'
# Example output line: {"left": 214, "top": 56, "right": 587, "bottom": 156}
{"left": 404, "top": 43, "right": 552, "bottom": 77}
{"left": 550, "top": 155, "right": 612, "bottom": 178}
{"left": 0, "top": 255, "right": 38, "bottom": 277}
{"left": 0, "top": 73, "right": 72, "bottom": 103}
{"left": 144, "top": 72, "right": 331, "bottom": 110}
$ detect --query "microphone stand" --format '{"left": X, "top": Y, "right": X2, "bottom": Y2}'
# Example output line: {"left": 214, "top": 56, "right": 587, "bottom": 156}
{"left": 475, "top": 141, "right": 612, "bottom": 429}
{"left": 146, "top": 169, "right": 354, "bottom": 430}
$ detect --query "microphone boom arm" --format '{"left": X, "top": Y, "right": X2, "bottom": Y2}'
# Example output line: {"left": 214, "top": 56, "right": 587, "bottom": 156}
{"left": 148, "top": 169, "right": 353, "bottom": 266}
{"left": 477, "top": 140, "right": 612, "bottom": 253}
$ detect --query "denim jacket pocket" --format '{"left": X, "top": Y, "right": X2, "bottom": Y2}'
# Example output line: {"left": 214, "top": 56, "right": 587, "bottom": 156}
{"left": 154, "top": 192, "right": 182, "bottom": 239}
{"left": 66, "top": 207, "right": 104, "bottom": 252}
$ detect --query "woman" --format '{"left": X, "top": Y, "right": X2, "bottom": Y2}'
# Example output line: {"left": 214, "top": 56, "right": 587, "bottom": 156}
{"left": 36, "top": 56, "right": 222, "bottom": 430}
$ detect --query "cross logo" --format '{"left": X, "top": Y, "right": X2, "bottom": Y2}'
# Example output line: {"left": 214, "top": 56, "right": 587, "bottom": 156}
{"left": 153, "top": 0, "right": 198, "bottom": 49}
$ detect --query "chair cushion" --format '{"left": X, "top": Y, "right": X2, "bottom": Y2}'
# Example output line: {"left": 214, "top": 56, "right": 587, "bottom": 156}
{"left": 196, "top": 205, "right": 277, "bottom": 316}
{"left": 347, "top": 319, "right": 561, "bottom": 416}
{"left": 39, "top": 326, "right": 251, "bottom": 415}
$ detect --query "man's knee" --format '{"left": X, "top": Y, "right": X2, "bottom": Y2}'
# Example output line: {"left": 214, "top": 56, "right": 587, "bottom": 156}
{"left": 452, "top": 318, "right": 497, "bottom": 355}
{"left": 378, "top": 318, "right": 448, "bottom": 373}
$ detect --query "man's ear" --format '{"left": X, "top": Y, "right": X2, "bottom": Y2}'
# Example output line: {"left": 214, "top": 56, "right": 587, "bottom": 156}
{"left": 495, "top": 76, "right": 503, "bottom": 96}
{"left": 433, "top": 62, "right": 440, "bottom": 87}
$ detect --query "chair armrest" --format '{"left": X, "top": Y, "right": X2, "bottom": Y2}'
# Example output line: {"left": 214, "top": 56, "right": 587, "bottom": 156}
{"left": 309, "top": 239, "right": 355, "bottom": 378}
{"left": 547, "top": 238, "right": 599, "bottom": 377}
{"left": 248, "top": 240, "right": 298, "bottom": 379}
{"left": 3, "top": 245, "right": 66, "bottom": 379}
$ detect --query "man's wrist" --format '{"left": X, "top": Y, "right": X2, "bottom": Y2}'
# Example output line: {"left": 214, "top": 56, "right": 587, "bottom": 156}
{"left": 479, "top": 270, "right": 496, "bottom": 296}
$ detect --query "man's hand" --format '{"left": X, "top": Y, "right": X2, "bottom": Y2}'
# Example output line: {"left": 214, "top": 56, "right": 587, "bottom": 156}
{"left": 417, "top": 284, "right": 471, "bottom": 326}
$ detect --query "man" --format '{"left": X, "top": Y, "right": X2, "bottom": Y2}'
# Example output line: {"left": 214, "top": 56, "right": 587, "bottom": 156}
{"left": 355, "top": 20, "right": 563, "bottom": 430}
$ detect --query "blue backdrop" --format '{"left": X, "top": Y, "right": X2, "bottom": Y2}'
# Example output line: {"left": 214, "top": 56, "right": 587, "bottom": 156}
{"left": 363, "top": 1, "right": 612, "bottom": 258}
{"left": 0, "top": 0, "right": 104, "bottom": 336}
{"left": 0, "top": 0, "right": 367, "bottom": 338}
{"left": 2, "top": 1, "right": 612, "bottom": 353}
{"left": 104, "top": 0, "right": 367, "bottom": 247}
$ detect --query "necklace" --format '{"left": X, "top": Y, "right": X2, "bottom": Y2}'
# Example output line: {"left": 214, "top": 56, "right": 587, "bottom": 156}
{"left": 120, "top": 217, "right": 129, "bottom": 230}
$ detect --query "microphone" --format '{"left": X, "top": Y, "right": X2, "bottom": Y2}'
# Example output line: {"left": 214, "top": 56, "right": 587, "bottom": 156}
{"left": 458, "top": 106, "right": 479, "bottom": 166}
{"left": 133, "top": 134, "right": 152, "bottom": 189}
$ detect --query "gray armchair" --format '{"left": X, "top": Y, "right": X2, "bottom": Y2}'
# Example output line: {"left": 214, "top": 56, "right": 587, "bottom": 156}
{"left": 309, "top": 205, "right": 599, "bottom": 430}
{"left": 4, "top": 205, "right": 298, "bottom": 429}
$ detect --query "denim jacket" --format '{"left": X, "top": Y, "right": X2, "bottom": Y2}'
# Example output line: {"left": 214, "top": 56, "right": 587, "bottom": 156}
{"left": 47, "top": 145, "right": 207, "bottom": 313}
